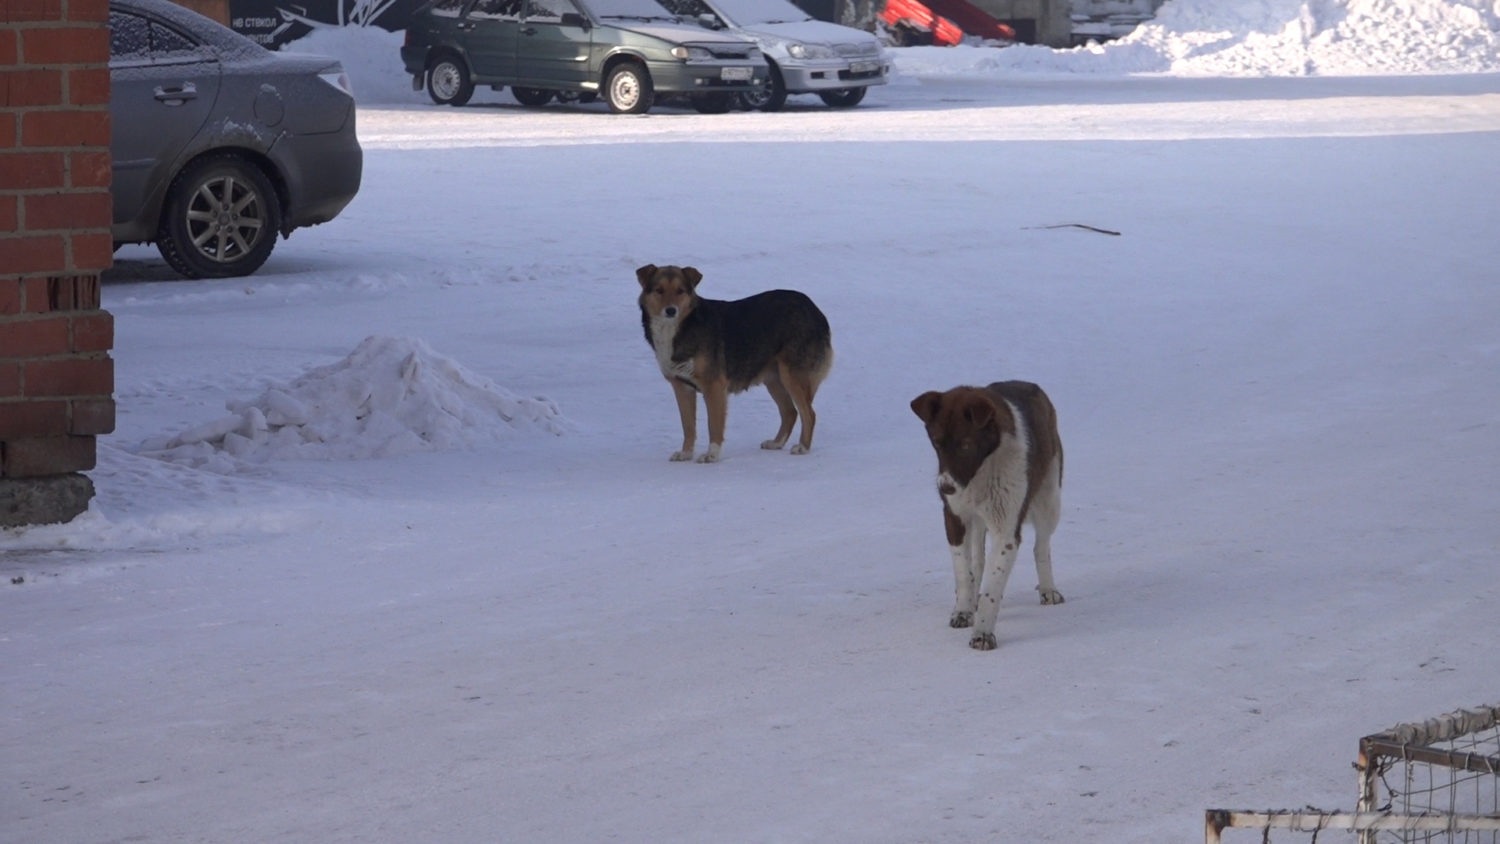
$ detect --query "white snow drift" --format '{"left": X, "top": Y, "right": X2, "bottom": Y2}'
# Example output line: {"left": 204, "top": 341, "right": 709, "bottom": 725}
{"left": 137, "top": 336, "right": 565, "bottom": 471}
{"left": 895, "top": 0, "right": 1500, "bottom": 78}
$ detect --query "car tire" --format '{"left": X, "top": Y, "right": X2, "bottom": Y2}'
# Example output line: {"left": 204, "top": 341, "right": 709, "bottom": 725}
{"left": 427, "top": 53, "right": 474, "bottom": 106}
{"left": 155, "top": 154, "right": 282, "bottom": 279}
{"left": 512, "top": 87, "right": 553, "bottom": 106}
{"left": 691, "top": 93, "right": 734, "bottom": 114}
{"left": 739, "top": 62, "right": 787, "bottom": 112}
{"left": 819, "top": 86, "right": 866, "bottom": 108}
{"left": 604, "top": 62, "right": 654, "bottom": 114}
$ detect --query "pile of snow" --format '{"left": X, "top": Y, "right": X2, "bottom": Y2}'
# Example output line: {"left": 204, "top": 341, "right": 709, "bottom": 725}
{"left": 138, "top": 336, "right": 566, "bottom": 472}
{"left": 280, "top": 25, "right": 428, "bottom": 104}
{"left": 899, "top": 0, "right": 1500, "bottom": 76}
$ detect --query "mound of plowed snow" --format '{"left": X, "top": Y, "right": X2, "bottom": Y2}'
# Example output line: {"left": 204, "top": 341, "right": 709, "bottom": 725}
{"left": 139, "top": 336, "right": 565, "bottom": 472}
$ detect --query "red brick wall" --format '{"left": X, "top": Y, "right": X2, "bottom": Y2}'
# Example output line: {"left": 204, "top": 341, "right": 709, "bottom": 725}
{"left": 1, "top": 0, "right": 114, "bottom": 512}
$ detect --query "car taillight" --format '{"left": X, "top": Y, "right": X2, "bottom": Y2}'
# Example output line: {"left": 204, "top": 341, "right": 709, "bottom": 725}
{"left": 319, "top": 70, "right": 354, "bottom": 98}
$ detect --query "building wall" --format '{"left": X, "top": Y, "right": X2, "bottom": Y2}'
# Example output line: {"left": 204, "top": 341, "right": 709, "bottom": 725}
{"left": 1, "top": 0, "right": 116, "bottom": 527}
{"left": 172, "top": 0, "right": 231, "bottom": 25}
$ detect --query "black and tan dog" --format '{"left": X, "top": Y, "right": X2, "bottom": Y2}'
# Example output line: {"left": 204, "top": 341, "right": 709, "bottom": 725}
{"left": 637, "top": 264, "right": 833, "bottom": 463}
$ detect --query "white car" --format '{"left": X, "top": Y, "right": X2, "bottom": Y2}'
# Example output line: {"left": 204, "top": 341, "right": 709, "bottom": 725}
{"left": 658, "top": 0, "right": 888, "bottom": 110}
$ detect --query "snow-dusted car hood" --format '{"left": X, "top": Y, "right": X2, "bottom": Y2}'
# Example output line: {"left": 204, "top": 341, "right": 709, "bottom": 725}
{"left": 610, "top": 20, "right": 759, "bottom": 44}
{"left": 734, "top": 19, "right": 878, "bottom": 47}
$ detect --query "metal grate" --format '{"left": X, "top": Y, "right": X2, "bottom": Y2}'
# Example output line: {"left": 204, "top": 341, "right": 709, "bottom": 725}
{"left": 1359, "top": 706, "right": 1500, "bottom": 844}
{"left": 1205, "top": 703, "right": 1500, "bottom": 844}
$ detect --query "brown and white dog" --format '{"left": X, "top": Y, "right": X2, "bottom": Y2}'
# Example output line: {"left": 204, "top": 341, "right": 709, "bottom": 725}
{"left": 911, "top": 381, "right": 1064, "bottom": 650}
{"left": 638, "top": 264, "right": 833, "bottom": 463}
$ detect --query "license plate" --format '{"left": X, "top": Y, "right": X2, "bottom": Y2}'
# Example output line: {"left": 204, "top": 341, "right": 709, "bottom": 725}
{"left": 850, "top": 61, "right": 880, "bottom": 73}
{"left": 720, "top": 66, "right": 753, "bottom": 81}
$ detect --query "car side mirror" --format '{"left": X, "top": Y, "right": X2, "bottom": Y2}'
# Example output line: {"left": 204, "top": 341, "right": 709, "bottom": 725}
{"left": 560, "top": 11, "right": 588, "bottom": 28}
{"left": 696, "top": 12, "right": 719, "bottom": 28}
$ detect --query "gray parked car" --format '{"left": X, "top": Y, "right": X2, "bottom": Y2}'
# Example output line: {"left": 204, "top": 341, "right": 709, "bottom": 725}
{"left": 109, "top": 0, "right": 362, "bottom": 278}
{"left": 401, "top": 0, "right": 768, "bottom": 114}
{"left": 657, "top": 0, "right": 887, "bottom": 110}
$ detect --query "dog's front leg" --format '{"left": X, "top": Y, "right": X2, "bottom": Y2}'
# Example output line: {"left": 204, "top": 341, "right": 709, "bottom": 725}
{"left": 669, "top": 378, "right": 698, "bottom": 461}
{"left": 697, "top": 380, "right": 728, "bottom": 463}
{"left": 965, "top": 518, "right": 987, "bottom": 612}
{"left": 969, "top": 527, "right": 1020, "bottom": 651}
{"left": 944, "top": 504, "right": 978, "bottom": 628}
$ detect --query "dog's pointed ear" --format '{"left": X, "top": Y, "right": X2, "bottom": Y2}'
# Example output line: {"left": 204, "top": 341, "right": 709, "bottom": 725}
{"left": 636, "top": 264, "right": 658, "bottom": 289}
{"left": 911, "top": 391, "right": 943, "bottom": 424}
{"left": 682, "top": 266, "right": 703, "bottom": 290}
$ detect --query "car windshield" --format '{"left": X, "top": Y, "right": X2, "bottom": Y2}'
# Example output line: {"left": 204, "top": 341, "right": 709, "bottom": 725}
{"left": 696, "top": 0, "right": 811, "bottom": 26}
{"left": 584, "top": 0, "right": 678, "bottom": 20}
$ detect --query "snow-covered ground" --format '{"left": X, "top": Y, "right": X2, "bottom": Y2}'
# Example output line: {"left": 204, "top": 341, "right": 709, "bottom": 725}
{"left": 4, "top": 1, "right": 1500, "bottom": 841}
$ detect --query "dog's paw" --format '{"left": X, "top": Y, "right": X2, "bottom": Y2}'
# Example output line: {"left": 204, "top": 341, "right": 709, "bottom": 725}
{"left": 949, "top": 611, "right": 973, "bottom": 628}
{"left": 670, "top": 450, "right": 695, "bottom": 462}
{"left": 789, "top": 443, "right": 810, "bottom": 455}
{"left": 760, "top": 439, "right": 785, "bottom": 450}
{"left": 1038, "top": 589, "right": 1065, "bottom": 606}
{"left": 968, "top": 632, "right": 998, "bottom": 651}
{"left": 695, "top": 451, "right": 720, "bottom": 464}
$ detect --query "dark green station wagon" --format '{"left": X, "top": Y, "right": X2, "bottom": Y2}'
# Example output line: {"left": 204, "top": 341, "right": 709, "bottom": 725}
{"left": 400, "top": 0, "right": 768, "bottom": 114}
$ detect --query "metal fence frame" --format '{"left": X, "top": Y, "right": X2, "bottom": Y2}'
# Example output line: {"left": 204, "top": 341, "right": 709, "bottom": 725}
{"left": 1205, "top": 704, "right": 1500, "bottom": 844}
{"left": 1204, "top": 810, "right": 1500, "bottom": 843}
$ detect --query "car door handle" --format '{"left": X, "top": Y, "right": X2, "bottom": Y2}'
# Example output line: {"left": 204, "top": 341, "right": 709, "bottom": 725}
{"left": 153, "top": 82, "right": 197, "bottom": 103}
{"left": 520, "top": 26, "right": 537, "bottom": 34}
{"left": 456, "top": 21, "right": 474, "bottom": 30}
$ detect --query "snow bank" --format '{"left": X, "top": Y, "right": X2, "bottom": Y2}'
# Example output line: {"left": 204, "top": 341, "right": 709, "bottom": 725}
{"left": 280, "top": 25, "right": 427, "bottom": 104}
{"left": 897, "top": 0, "right": 1500, "bottom": 77}
{"left": 138, "top": 336, "right": 566, "bottom": 472}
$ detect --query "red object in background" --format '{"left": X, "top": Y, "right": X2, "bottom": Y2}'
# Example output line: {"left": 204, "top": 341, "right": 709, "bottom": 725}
{"left": 924, "top": 0, "right": 1017, "bottom": 42}
{"left": 880, "top": 0, "right": 1016, "bottom": 46}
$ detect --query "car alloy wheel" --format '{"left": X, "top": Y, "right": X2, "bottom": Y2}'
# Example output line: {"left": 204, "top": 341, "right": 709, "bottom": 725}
{"left": 739, "top": 63, "right": 787, "bottom": 112}
{"left": 156, "top": 154, "right": 282, "bottom": 279}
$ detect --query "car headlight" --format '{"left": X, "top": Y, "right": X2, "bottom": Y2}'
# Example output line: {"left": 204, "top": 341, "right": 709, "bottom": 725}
{"left": 786, "top": 42, "right": 835, "bottom": 59}
{"left": 671, "top": 45, "right": 713, "bottom": 60}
